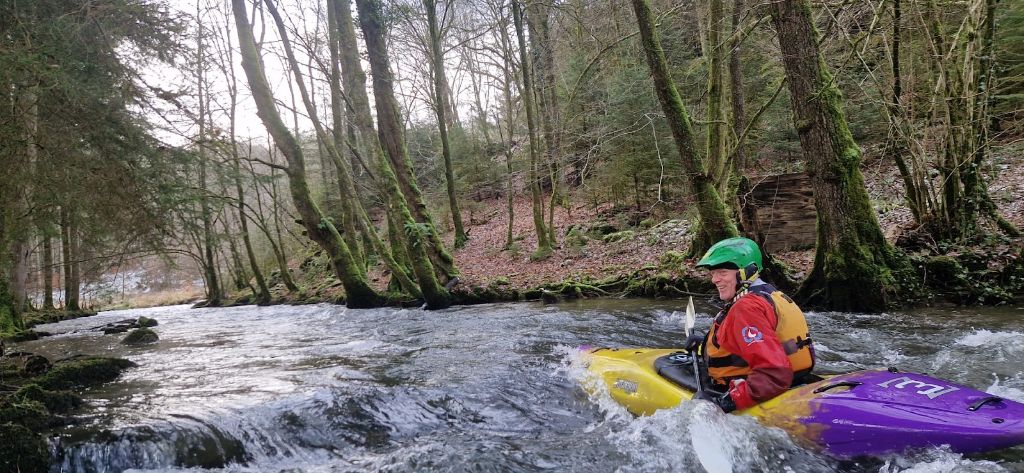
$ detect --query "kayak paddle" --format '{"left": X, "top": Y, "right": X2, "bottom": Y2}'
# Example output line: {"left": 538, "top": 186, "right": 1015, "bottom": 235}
{"left": 685, "top": 296, "right": 705, "bottom": 394}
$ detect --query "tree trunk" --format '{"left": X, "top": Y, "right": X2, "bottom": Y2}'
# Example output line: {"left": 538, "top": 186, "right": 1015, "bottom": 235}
{"left": 60, "top": 206, "right": 79, "bottom": 311}
{"left": 705, "top": 0, "right": 728, "bottom": 192}
{"left": 196, "top": 16, "right": 222, "bottom": 307}
{"left": 885, "top": 0, "right": 927, "bottom": 224}
{"left": 728, "top": 0, "right": 747, "bottom": 175}
{"left": 354, "top": 0, "right": 451, "bottom": 309}
{"left": 424, "top": 0, "right": 468, "bottom": 249}
{"left": 353, "top": 0, "right": 457, "bottom": 281}
{"left": 263, "top": 143, "right": 300, "bottom": 293}
{"left": 631, "top": 0, "right": 738, "bottom": 256}
{"left": 332, "top": 0, "right": 456, "bottom": 284}
{"left": 41, "top": 234, "right": 54, "bottom": 309}
{"left": 231, "top": 0, "right": 382, "bottom": 308}
{"left": 512, "top": 0, "right": 551, "bottom": 257}
{"left": 525, "top": 1, "right": 562, "bottom": 245}
{"left": 11, "top": 84, "right": 38, "bottom": 316}
{"left": 220, "top": 16, "right": 271, "bottom": 306}
{"left": 728, "top": 0, "right": 761, "bottom": 251}
{"left": 768, "top": 0, "right": 912, "bottom": 312}
{"left": 270, "top": 0, "right": 421, "bottom": 300}
{"left": 234, "top": 158, "right": 270, "bottom": 305}
{"left": 963, "top": 0, "right": 1019, "bottom": 237}
{"left": 496, "top": 7, "right": 517, "bottom": 250}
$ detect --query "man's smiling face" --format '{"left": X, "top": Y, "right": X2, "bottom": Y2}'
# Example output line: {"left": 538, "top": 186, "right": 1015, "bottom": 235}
{"left": 710, "top": 268, "right": 738, "bottom": 301}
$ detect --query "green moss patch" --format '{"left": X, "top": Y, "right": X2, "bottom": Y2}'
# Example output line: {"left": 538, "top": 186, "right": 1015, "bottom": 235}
{"left": 35, "top": 357, "right": 136, "bottom": 391}
{"left": 13, "top": 383, "right": 82, "bottom": 414}
{"left": 0, "top": 422, "right": 49, "bottom": 473}
{"left": 121, "top": 328, "right": 159, "bottom": 345}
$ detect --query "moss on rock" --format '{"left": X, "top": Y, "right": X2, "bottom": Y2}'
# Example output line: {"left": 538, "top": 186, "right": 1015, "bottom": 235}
{"left": 137, "top": 316, "right": 158, "bottom": 328}
{"left": 121, "top": 328, "right": 159, "bottom": 345}
{"left": 35, "top": 357, "right": 136, "bottom": 391}
{"left": 0, "top": 399, "right": 52, "bottom": 431}
{"left": 13, "top": 383, "right": 82, "bottom": 414}
{"left": 0, "top": 422, "right": 49, "bottom": 473}
{"left": 602, "top": 230, "right": 636, "bottom": 243}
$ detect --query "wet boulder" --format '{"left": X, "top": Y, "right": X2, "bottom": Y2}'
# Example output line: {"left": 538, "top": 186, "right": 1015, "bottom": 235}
{"left": 137, "top": 316, "right": 159, "bottom": 328}
{"left": 121, "top": 328, "right": 159, "bottom": 345}
{"left": 99, "top": 318, "right": 139, "bottom": 334}
{"left": 13, "top": 383, "right": 82, "bottom": 414}
{"left": 35, "top": 356, "right": 136, "bottom": 391}
{"left": 1, "top": 351, "right": 52, "bottom": 378}
{"left": 540, "top": 289, "right": 560, "bottom": 305}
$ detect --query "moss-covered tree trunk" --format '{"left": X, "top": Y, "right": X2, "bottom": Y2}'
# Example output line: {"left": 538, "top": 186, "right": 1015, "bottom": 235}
{"left": 705, "top": 0, "right": 728, "bottom": 192}
{"left": 768, "top": 0, "right": 912, "bottom": 312}
{"left": 328, "top": 0, "right": 440, "bottom": 304}
{"left": 339, "top": 0, "right": 456, "bottom": 280}
{"left": 352, "top": 0, "right": 452, "bottom": 308}
{"left": 631, "top": 0, "right": 738, "bottom": 256}
{"left": 322, "top": 0, "right": 420, "bottom": 298}
{"left": 324, "top": 0, "right": 367, "bottom": 271}
{"left": 424, "top": 0, "right": 468, "bottom": 249}
{"left": 265, "top": 0, "right": 420, "bottom": 300}
{"left": 231, "top": 0, "right": 381, "bottom": 309}
{"left": 512, "top": 0, "right": 551, "bottom": 257}
{"left": 349, "top": 0, "right": 456, "bottom": 281}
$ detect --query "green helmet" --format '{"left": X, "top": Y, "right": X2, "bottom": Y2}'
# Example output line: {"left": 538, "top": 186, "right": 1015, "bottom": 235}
{"left": 696, "top": 237, "right": 763, "bottom": 276}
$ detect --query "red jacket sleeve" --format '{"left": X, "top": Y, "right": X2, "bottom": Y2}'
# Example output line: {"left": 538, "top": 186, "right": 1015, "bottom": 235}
{"left": 716, "top": 295, "right": 793, "bottom": 409}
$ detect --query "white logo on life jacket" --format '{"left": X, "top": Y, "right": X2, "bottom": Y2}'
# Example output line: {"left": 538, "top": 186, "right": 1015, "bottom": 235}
{"left": 876, "top": 376, "right": 960, "bottom": 399}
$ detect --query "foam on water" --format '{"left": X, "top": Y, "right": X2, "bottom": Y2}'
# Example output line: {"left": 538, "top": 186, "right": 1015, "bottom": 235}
{"left": 958, "top": 330, "right": 1024, "bottom": 351}
{"left": 877, "top": 447, "right": 1008, "bottom": 473}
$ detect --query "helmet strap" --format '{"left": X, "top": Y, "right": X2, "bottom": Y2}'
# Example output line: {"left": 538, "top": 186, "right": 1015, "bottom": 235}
{"left": 737, "top": 262, "right": 759, "bottom": 283}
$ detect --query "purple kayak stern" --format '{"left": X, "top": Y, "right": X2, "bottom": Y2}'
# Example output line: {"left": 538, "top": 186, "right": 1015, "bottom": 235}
{"left": 784, "top": 370, "right": 1024, "bottom": 458}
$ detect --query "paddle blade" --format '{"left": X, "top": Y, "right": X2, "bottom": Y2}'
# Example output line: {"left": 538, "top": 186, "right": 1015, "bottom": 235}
{"left": 684, "top": 296, "right": 695, "bottom": 337}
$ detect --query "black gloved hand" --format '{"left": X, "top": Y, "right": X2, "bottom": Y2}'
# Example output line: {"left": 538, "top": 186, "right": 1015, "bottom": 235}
{"left": 693, "top": 390, "right": 738, "bottom": 413}
{"left": 684, "top": 332, "right": 705, "bottom": 354}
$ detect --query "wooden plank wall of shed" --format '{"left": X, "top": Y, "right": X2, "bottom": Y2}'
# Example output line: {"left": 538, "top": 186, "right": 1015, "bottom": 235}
{"left": 740, "top": 173, "right": 817, "bottom": 252}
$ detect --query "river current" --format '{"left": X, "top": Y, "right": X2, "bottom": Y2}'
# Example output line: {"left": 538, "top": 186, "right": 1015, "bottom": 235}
{"left": 13, "top": 300, "right": 1024, "bottom": 473}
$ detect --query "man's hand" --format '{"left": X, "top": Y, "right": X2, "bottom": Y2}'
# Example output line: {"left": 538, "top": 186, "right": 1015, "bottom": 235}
{"left": 692, "top": 390, "right": 737, "bottom": 413}
{"left": 684, "top": 332, "right": 705, "bottom": 353}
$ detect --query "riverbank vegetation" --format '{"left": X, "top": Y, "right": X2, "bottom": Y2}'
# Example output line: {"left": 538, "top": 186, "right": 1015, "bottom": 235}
{"left": 1, "top": 0, "right": 1022, "bottom": 337}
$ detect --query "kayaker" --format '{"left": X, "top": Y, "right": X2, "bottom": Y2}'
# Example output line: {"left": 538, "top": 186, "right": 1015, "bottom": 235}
{"left": 684, "top": 237, "right": 814, "bottom": 412}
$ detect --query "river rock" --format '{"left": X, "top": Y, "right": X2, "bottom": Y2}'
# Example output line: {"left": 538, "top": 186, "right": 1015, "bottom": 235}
{"left": 99, "top": 318, "right": 140, "bottom": 334}
{"left": 1, "top": 352, "right": 52, "bottom": 377}
{"left": 137, "top": 316, "right": 158, "bottom": 328}
{"left": 540, "top": 289, "right": 560, "bottom": 305}
{"left": 36, "top": 357, "right": 137, "bottom": 390}
{"left": 121, "top": 328, "right": 159, "bottom": 345}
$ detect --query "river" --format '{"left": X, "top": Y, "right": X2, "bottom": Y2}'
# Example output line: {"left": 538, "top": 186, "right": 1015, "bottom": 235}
{"left": 13, "top": 300, "right": 1024, "bottom": 473}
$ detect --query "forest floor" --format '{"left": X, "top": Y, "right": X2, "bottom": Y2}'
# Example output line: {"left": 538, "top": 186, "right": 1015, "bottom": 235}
{"left": 441, "top": 142, "right": 1024, "bottom": 297}
{"left": 94, "top": 141, "right": 1024, "bottom": 310}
